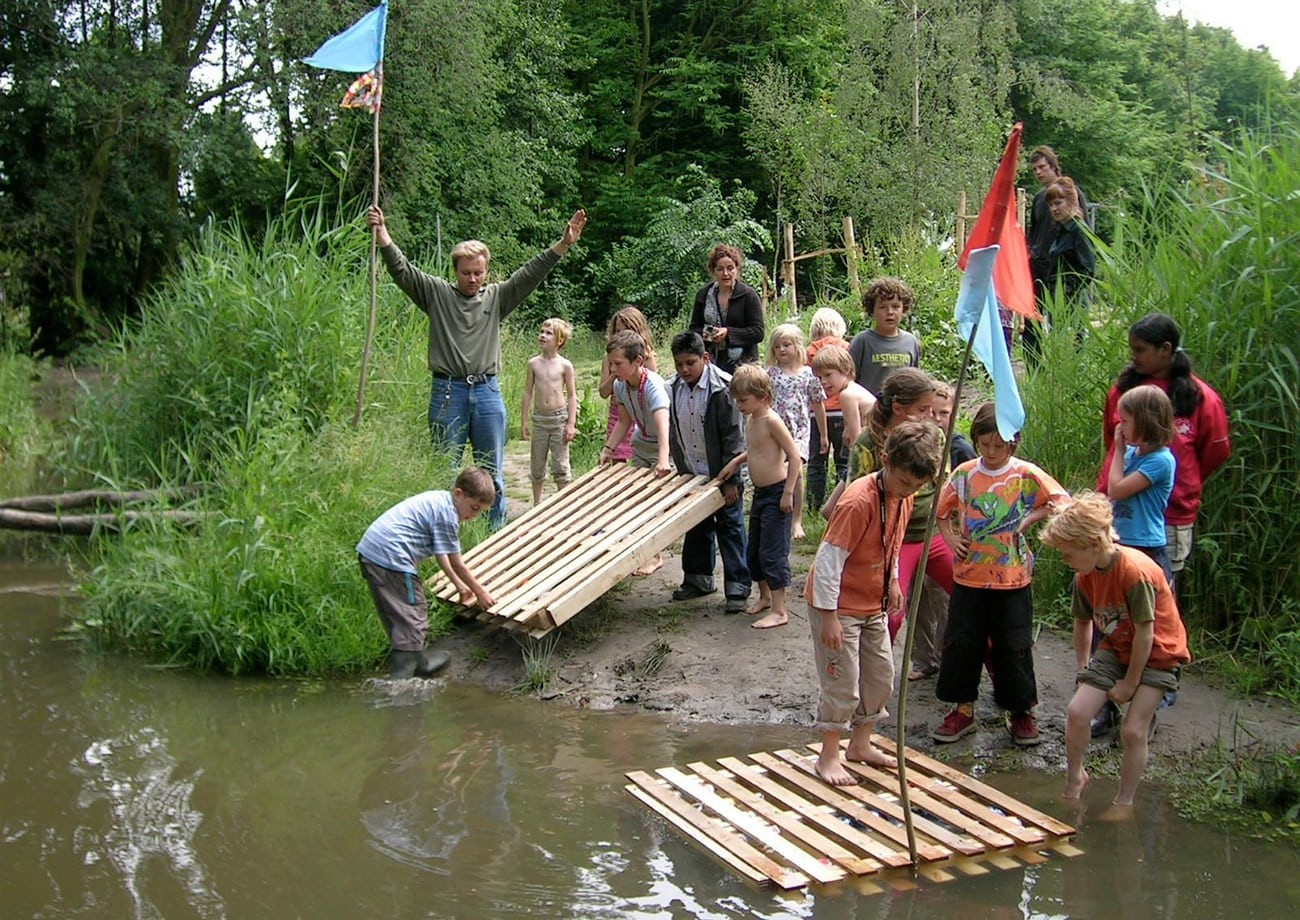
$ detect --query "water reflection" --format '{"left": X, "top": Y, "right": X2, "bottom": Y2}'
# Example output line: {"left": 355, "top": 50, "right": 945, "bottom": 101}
{"left": 3, "top": 560, "right": 1300, "bottom": 918}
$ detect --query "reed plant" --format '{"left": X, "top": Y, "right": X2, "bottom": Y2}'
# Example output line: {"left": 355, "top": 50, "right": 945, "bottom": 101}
{"left": 0, "top": 349, "right": 52, "bottom": 498}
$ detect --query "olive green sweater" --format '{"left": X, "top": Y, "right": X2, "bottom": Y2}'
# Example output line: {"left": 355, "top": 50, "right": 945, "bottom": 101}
{"left": 379, "top": 243, "right": 560, "bottom": 377}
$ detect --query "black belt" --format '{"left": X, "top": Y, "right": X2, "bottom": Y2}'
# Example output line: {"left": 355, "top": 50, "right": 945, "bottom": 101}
{"left": 433, "top": 372, "right": 495, "bottom": 385}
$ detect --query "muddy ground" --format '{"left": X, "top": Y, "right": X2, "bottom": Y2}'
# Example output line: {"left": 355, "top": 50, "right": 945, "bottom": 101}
{"left": 436, "top": 446, "right": 1300, "bottom": 784}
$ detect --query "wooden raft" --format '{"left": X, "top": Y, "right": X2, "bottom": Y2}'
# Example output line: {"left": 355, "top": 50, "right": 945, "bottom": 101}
{"left": 429, "top": 464, "right": 724, "bottom": 637}
{"left": 626, "top": 737, "right": 1079, "bottom": 891}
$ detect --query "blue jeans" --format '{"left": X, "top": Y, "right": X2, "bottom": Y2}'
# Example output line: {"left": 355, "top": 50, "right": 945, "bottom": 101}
{"left": 680, "top": 492, "right": 751, "bottom": 599}
{"left": 428, "top": 376, "right": 507, "bottom": 528}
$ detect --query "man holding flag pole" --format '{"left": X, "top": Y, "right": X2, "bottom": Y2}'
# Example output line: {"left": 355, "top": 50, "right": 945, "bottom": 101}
{"left": 306, "top": 4, "right": 588, "bottom": 528}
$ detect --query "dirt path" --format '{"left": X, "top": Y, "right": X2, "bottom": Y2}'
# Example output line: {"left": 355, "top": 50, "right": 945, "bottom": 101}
{"left": 441, "top": 445, "right": 1300, "bottom": 776}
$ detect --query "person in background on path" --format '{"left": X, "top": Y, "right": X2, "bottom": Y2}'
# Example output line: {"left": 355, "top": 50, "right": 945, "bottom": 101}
{"left": 765, "top": 323, "right": 827, "bottom": 540}
{"left": 1098, "top": 313, "right": 1230, "bottom": 598}
{"left": 909, "top": 380, "right": 974, "bottom": 682}
{"left": 810, "top": 345, "right": 876, "bottom": 502}
{"left": 805, "top": 422, "right": 945, "bottom": 785}
{"left": 602, "top": 330, "right": 673, "bottom": 574}
{"left": 599, "top": 306, "right": 658, "bottom": 463}
{"left": 689, "top": 244, "right": 765, "bottom": 374}
{"left": 356, "top": 467, "right": 496, "bottom": 679}
{"left": 719, "top": 365, "right": 802, "bottom": 629}
{"left": 1090, "top": 383, "right": 1177, "bottom": 738}
{"left": 934, "top": 381, "right": 976, "bottom": 468}
{"left": 933, "top": 402, "right": 1069, "bottom": 747}
{"left": 1042, "top": 493, "right": 1190, "bottom": 819}
{"left": 820, "top": 368, "right": 935, "bottom": 521}
{"left": 1026, "top": 146, "right": 1090, "bottom": 348}
{"left": 366, "top": 206, "right": 587, "bottom": 529}
{"left": 848, "top": 277, "right": 921, "bottom": 397}
{"left": 1025, "top": 172, "right": 1094, "bottom": 364}
{"left": 667, "top": 332, "right": 751, "bottom": 614}
{"left": 805, "top": 307, "right": 852, "bottom": 511}
{"left": 522, "top": 318, "right": 577, "bottom": 505}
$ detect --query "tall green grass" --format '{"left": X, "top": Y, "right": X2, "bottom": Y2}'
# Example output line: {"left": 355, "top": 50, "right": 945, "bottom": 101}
{"left": 0, "top": 350, "right": 50, "bottom": 498}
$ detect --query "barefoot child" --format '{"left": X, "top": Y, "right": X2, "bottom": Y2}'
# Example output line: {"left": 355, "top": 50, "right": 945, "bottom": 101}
{"left": 805, "top": 422, "right": 944, "bottom": 784}
{"left": 933, "top": 402, "right": 1069, "bottom": 747}
{"left": 805, "top": 308, "right": 852, "bottom": 511}
{"left": 521, "top": 318, "right": 577, "bottom": 504}
{"left": 356, "top": 468, "right": 497, "bottom": 679}
{"left": 766, "top": 323, "right": 827, "bottom": 540}
{"left": 1041, "top": 493, "right": 1190, "bottom": 815}
{"left": 601, "top": 329, "right": 672, "bottom": 574}
{"left": 719, "top": 364, "right": 802, "bottom": 629}
{"left": 667, "top": 331, "right": 752, "bottom": 613}
{"left": 1092, "top": 384, "right": 1177, "bottom": 735}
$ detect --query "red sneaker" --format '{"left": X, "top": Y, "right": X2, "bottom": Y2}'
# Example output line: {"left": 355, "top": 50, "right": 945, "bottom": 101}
{"left": 1009, "top": 711, "right": 1041, "bottom": 746}
{"left": 933, "top": 707, "right": 976, "bottom": 743}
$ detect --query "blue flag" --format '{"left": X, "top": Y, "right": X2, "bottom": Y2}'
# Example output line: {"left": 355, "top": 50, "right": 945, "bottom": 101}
{"left": 304, "top": 2, "right": 387, "bottom": 72}
{"left": 955, "top": 245, "right": 1025, "bottom": 440}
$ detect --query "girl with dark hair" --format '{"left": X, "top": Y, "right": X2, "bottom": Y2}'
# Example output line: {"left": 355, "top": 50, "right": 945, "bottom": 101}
{"left": 1098, "top": 313, "right": 1231, "bottom": 592}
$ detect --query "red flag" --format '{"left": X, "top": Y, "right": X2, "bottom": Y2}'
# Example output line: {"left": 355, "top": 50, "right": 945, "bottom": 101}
{"left": 958, "top": 123, "right": 1038, "bottom": 320}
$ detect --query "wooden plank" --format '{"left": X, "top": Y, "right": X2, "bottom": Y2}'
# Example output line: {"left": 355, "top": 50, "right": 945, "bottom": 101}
{"left": 496, "top": 473, "right": 709, "bottom": 622}
{"left": 773, "top": 749, "right": 971, "bottom": 857}
{"left": 873, "top": 737, "right": 1075, "bottom": 837}
{"left": 432, "top": 464, "right": 643, "bottom": 598}
{"left": 1051, "top": 841, "right": 1085, "bottom": 858}
{"left": 749, "top": 752, "right": 943, "bottom": 865}
{"left": 542, "top": 487, "right": 723, "bottom": 628}
{"left": 626, "top": 786, "right": 770, "bottom": 887}
{"left": 716, "top": 757, "right": 905, "bottom": 867}
{"left": 810, "top": 742, "right": 1017, "bottom": 851}
{"left": 657, "top": 767, "right": 846, "bottom": 885}
{"left": 457, "top": 467, "right": 656, "bottom": 602}
{"left": 688, "top": 762, "right": 879, "bottom": 877}
{"left": 626, "top": 772, "right": 808, "bottom": 890}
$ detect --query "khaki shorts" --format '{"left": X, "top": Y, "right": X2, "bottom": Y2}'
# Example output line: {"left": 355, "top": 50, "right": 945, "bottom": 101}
{"left": 1165, "top": 523, "right": 1194, "bottom": 573}
{"left": 529, "top": 408, "right": 572, "bottom": 484}
{"left": 810, "top": 612, "right": 894, "bottom": 732}
{"left": 1077, "top": 647, "right": 1180, "bottom": 694}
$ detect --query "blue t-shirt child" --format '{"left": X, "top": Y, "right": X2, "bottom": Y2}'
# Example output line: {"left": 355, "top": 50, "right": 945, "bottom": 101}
{"left": 1111, "top": 446, "right": 1175, "bottom": 549}
{"left": 356, "top": 491, "right": 461, "bottom": 573}
{"left": 614, "top": 369, "right": 670, "bottom": 455}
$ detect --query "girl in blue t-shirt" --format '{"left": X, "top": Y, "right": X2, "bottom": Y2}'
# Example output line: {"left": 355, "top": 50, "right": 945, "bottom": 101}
{"left": 1106, "top": 384, "right": 1177, "bottom": 583}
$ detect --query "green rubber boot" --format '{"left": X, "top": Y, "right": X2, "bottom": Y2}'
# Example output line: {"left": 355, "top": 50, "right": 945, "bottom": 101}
{"left": 387, "top": 649, "right": 420, "bottom": 679}
{"left": 416, "top": 648, "right": 451, "bottom": 677}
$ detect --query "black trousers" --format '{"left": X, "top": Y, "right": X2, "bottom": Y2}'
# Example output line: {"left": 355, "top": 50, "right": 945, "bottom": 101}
{"left": 936, "top": 583, "right": 1038, "bottom": 712}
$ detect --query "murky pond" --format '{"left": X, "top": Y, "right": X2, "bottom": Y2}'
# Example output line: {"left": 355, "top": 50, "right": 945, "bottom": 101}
{"left": 3, "top": 557, "right": 1298, "bottom": 918}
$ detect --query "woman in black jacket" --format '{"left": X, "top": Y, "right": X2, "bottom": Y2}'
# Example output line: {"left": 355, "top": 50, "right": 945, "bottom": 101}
{"left": 689, "top": 244, "right": 765, "bottom": 374}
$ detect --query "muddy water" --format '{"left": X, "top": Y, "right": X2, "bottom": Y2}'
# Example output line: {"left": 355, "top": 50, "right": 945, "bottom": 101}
{"left": 3, "top": 559, "right": 1299, "bottom": 919}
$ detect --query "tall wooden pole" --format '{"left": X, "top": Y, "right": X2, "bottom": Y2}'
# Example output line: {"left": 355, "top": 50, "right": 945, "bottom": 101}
{"left": 782, "top": 222, "right": 797, "bottom": 313}
{"left": 352, "top": 104, "right": 382, "bottom": 427}
{"left": 842, "top": 216, "right": 861, "bottom": 299}
{"left": 893, "top": 314, "right": 981, "bottom": 869}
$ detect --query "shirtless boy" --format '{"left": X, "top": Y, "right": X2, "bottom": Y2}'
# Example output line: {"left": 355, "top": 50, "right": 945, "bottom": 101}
{"left": 719, "top": 364, "right": 802, "bottom": 629}
{"left": 522, "top": 318, "right": 578, "bottom": 504}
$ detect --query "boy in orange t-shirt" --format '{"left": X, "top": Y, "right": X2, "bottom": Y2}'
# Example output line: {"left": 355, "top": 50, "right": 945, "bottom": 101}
{"left": 1041, "top": 492, "right": 1190, "bottom": 816}
{"left": 933, "top": 403, "right": 1069, "bottom": 747}
{"left": 804, "top": 422, "right": 944, "bottom": 785}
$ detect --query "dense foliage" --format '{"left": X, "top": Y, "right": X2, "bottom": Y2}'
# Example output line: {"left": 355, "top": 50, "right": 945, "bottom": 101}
{"left": 3, "top": 0, "right": 1297, "bottom": 346}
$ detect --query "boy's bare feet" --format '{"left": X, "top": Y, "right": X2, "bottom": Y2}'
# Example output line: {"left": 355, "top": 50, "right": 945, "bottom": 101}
{"left": 1100, "top": 801, "right": 1136, "bottom": 822}
{"left": 792, "top": 522, "right": 806, "bottom": 541}
{"left": 845, "top": 740, "right": 897, "bottom": 768}
{"left": 751, "top": 610, "right": 788, "bottom": 629}
{"left": 634, "top": 553, "right": 663, "bottom": 576}
{"left": 1061, "top": 770, "right": 1090, "bottom": 800}
{"left": 815, "top": 752, "right": 859, "bottom": 786}
{"left": 745, "top": 596, "right": 772, "bottom": 615}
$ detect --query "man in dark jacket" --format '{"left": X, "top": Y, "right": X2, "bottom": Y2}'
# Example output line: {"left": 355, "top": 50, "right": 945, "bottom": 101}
{"left": 667, "top": 331, "right": 751, "bottom": 612}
